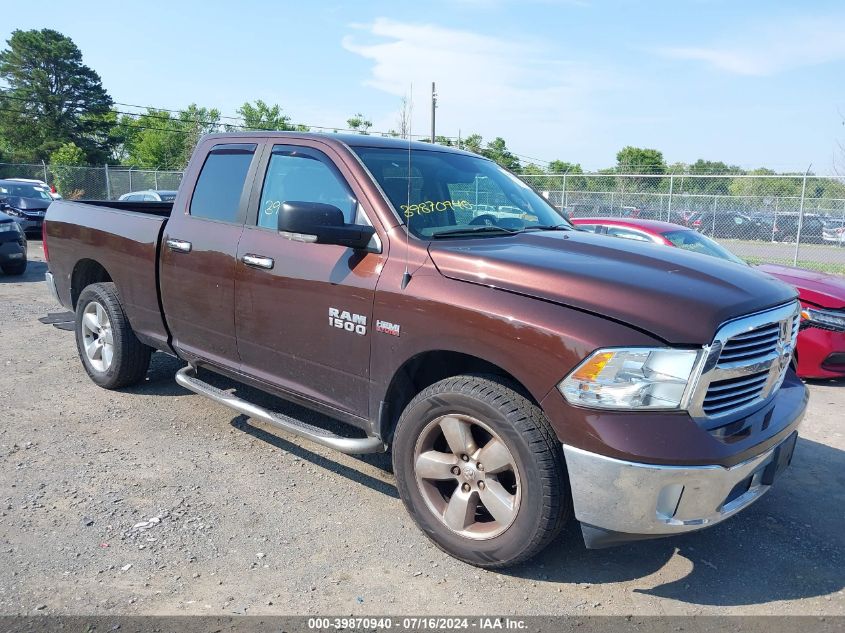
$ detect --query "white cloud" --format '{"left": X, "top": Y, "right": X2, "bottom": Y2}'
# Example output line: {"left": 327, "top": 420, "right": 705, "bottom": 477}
{"left": 659, "top": 15, "right": 845, "bottom": 76}
{"left": 342, "top": 18, "right": 612, "bottom": 162}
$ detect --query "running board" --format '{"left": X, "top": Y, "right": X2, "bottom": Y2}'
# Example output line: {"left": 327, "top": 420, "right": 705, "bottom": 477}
{"left": 175, "top": 366, "right": 387, "bottom": 454}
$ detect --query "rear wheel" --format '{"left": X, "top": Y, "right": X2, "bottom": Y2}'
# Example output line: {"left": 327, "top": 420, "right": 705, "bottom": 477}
{"left": 392, "top": 375, "right": 570, "bottom": 568}
{"left": 75, "top": 282, "right": 151, "bottom": 389}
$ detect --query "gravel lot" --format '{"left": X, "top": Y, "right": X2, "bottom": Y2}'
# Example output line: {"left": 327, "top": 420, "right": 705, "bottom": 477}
{"left": 1, "top": 243, "right": 844, "bottom": 617}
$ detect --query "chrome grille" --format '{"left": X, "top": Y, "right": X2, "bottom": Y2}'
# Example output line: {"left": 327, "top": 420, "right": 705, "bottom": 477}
{"left": 689, "top": 302, "right": 800, "bottom": 422}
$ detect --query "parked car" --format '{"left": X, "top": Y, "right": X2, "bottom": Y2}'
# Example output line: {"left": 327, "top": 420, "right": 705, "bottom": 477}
{"left": 571, "top": 217, "right": 845, "bottom": 379}
{"left": 45, "top": 132, "right": 806, "bottom": 567}
{"left": 770, "top": 213, "right": 826, "bottom": 244}
{"left": 822, "top": 218, "right": 845, "bottom": 246}
{"left": 0, "top": 208, "right": 27, "bottom": 275}
{"left": 118, "top": 190, "right": 178, "bottom": 202}
{"left": 700, "top": 211, "right": 769, "bottom": 240}
{"left": 0, "top": 179, "right": 53, "bottom": 235}
{"left": 7, "top": 178, "right": 62, "bottom": 199}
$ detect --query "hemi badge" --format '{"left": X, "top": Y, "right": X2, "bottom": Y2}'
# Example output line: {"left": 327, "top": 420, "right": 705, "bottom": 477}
{"left": 376, "top": 320, "right": 401, "bottom": 337}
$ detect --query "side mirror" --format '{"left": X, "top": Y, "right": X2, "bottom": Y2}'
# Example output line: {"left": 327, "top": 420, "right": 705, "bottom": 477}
{"left": 277, "top": 201, "right": 376, "bottom": 250}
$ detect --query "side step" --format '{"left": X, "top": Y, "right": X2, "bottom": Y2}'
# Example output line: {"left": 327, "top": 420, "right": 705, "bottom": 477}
{"left": 175, "top": 366, "right": 387, "bottom": 454}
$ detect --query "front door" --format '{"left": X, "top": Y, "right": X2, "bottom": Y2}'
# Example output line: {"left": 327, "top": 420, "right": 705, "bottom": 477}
{"left": 234, "top": 143, "right": 384, "bottom": 418}
{"left": 159, "top": 142, "right": 259, "bottom": 367}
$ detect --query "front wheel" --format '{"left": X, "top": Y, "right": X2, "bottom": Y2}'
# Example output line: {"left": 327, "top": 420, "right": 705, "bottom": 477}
{"left": 1, "top": 259, "right": 26, "bottom": 275}
{"left": 75, "top": 282, "right": 152, "bottom": 389}
{"left": 392, "top": 375, "right": 570, "bottom": 568}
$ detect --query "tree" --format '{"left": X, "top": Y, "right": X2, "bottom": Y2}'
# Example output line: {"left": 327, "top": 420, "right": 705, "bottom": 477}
{"left": 49, "top": 141, "right": 86, "bottom": 197}
{"left": 461, "top": 133, "right": 484, "bottom": 155}
{"left": 347, "top": 113, "right": 372, "bottom": 135}
{"left": 120, "top": 104, "right": 221, "bottom": 169}
{"left": 234, "top": 100, "right": 307, "bottom": 131}
{"left": 0, "top": 29, "right": 114, "bottom": 163}
{"left": 119, "top": 110, "right": 185, "bottom": 169}
{"left": 615, "top": 146, "right": 666, "bottom": 174}
{"left": 483, "top": 137, "right": 520, "bottom": 171}
{"left": 178, "top": 104, "right": 220, "bottom": 165}
{"left": 547, "top": 160, "right": 582, "bottom": 174}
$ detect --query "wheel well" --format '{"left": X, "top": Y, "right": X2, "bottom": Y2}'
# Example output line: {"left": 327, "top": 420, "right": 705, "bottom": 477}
{"left": 379, "top": 350, "right": 535, "bottom": 443}
{"left": 71, "top": 259, "right": 112, "bottom": 308}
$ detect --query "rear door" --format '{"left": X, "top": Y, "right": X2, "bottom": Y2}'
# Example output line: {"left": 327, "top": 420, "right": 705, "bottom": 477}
{"left": 159, "top": 141, "right": 262, "bottom": 367}
{"left": 233, "top": 141, "right": 384, "bottom": 417}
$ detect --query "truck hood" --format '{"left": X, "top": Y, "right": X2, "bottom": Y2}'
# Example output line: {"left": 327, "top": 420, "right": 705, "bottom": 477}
{"left": 756, "top": 263, "right": 845, "bottom": 309}
{"left": 428, "top": 230, "right": 797, "bottom": 344}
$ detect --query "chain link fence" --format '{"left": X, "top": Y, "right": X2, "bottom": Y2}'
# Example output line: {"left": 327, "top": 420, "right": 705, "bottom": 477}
{"left": 521, "top": 172, "right": 845, "bottom": 274}
{"left": 0, "top": 163, "right": 183, "bottom": 200}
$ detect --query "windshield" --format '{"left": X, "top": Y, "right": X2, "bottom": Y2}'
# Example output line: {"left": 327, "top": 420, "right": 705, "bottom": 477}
{"left": 352, "top": 147, "right": 570, "bottom": 238}
{"left": 0, "top": 183, "right": 53, "bottom": 201}
{"left": 662, "top": 230, "right": 746, "bottom": 265}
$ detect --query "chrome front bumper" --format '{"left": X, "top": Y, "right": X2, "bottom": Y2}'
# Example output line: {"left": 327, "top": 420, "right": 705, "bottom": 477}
{"left": 564, "top": 431, "right": 798, "bottom": 548}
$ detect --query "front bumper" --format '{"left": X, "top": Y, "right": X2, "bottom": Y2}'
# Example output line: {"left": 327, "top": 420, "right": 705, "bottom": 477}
{"left": 0, "top": 239, "right": 26, "bottom": 264}
{"left": 565, "top": 429, "right": 801, "bottom": 548}
{"left": 9, "top": 215, "right": 44, "bottom": 232}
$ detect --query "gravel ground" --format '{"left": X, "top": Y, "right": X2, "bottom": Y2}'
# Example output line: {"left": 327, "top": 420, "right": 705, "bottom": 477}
{"left": 1, "top": 243, "right": 844, "bottom": 617}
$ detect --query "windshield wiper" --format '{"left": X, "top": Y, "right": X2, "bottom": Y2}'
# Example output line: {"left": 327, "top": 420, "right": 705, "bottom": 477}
{"left": 522, "top": 223, "right": 572, "bottom": 232}
{"left": 429, "top": 225, "right": 522, "bottom": 238}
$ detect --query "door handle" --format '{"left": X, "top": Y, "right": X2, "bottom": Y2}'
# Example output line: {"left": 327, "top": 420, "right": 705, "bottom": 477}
{"left": 242, "top": 254, "right": 274, "bottom": 270}
{"left": 166, "top": 238, "right": 192, "bottom": 253}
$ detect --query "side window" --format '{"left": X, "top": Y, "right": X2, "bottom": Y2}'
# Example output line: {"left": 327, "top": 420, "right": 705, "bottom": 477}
{"left": 258, "top": 146, "right": 356, "bottom": 230}
{"left": 576, "top": 224, "right": 599, "bottom": 233}
{"left": 607, "top": 227, "right": 652, "bottom": 242}
{"left": 190, "top": 144, "right": 256, "bottom": 223}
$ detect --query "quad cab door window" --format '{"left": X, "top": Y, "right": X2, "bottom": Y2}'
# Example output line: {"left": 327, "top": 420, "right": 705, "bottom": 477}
{"left": 234, "top": 144, "right": 381, "bottom": 417}
{"left": 159, "top": 142, "right": 257, "bottom": 367}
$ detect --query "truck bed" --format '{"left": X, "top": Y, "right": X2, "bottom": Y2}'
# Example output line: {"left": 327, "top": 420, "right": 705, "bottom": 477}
{"left": 45, "top": 199, "right": 172, "bottom": 351}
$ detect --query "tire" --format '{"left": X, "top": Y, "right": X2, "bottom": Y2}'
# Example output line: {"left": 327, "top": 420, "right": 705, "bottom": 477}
{"left": 392, "top": 374, "right": 570, "bottom": 568}
{"left": 74, "top": 282, "right": 151, "bottom": 389}
{"left": 1, "top": 259, "right": 26, "bottom": 275}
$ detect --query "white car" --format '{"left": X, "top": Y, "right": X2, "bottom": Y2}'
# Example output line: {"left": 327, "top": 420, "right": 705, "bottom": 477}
{"left": 118, "top": 190, "right": 178, "bottom": 202}
{"left": 7, "top": 178, "right": 62, "bottom": 200}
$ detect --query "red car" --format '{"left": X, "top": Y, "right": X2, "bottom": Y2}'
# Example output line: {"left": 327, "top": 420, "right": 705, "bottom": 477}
{"left": 572, "top": 217, "right": 845, "bottom": 379}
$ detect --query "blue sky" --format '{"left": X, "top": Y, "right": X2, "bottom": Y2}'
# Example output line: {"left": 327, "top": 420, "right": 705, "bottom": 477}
{"left": 3, "top": 0, "right": 845, "bottom": 172}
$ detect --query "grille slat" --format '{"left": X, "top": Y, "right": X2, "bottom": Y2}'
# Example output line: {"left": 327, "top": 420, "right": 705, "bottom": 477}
{"left": 703, "top": 371, "right": 769, "bottom": 413}
{"left": 707, "top": 374, "right": 769, "bottom": 394}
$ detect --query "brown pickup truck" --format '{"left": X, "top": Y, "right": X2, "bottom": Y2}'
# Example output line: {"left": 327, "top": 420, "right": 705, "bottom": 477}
{"left": 44, "top": 132, "right": 807, "bottom": 567}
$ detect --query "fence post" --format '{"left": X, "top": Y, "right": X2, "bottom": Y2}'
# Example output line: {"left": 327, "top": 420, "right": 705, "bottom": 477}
{"left": 561, "top": 171, "right": 568, "bottom": 213}
{"left": 712, "top": 195, "right": 717, "bottom": 235}
{"left": 666, "top": 174, "right": 674, "bottom": 221}
{"left": 793, "top": 167, "right": 810, "bottom": 267}
{"left": 104, "top": 164, "right": 112, "bottom": 200}
{"left": 41, "top": 160, "right": 48, "bottom": 184}
{"left": 128, "top": 168, "right": 133, "bottom": 192}
{"left": 154, "top": 169, "right": 159, "bottom": 190}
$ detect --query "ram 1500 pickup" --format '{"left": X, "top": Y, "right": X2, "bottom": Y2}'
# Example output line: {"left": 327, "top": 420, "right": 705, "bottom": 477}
{"left": 44, "top": 132, "right": 808, "bottom": 567}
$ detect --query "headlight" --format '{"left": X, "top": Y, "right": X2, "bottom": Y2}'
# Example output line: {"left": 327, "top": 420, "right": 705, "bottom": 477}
{"left": 559, "top": 347, "right": 701, "bottom": 410}
{"left": 801, "top": 307, "right": 845, "bottom": 333}
{"left": 5, "top": 208, "right": 23, "bottom": 217}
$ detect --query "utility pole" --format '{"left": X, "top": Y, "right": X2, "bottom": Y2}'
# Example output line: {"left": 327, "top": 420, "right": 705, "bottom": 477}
{"left": 431, "top": 82, "right": 437, "bottom": 143}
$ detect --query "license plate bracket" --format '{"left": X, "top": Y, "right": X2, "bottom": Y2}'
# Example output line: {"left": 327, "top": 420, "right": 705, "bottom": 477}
{"left": 761, "top": 431, "right": 798, "bottom": 485}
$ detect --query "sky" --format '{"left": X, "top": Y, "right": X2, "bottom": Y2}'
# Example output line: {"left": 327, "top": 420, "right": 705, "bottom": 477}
{"left": 2, "top": 0, "right": 845, "bottom": 173}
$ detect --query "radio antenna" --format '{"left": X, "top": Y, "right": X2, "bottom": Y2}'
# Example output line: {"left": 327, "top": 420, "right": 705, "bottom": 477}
{"left": 400, "top": 84, "right": 413, "bottom": 290}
